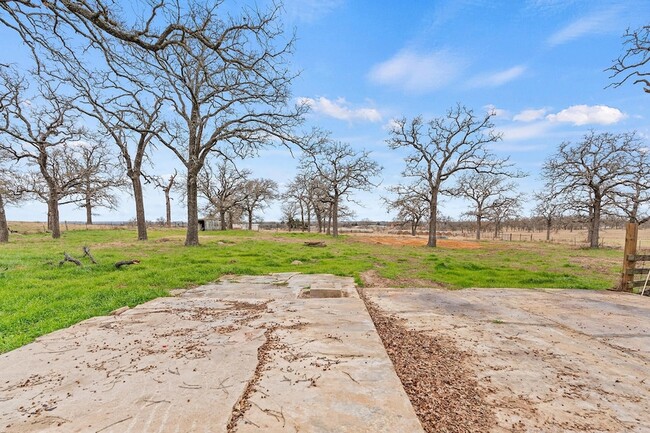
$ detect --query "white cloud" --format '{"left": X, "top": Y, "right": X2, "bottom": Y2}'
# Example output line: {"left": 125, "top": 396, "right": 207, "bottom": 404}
{"left": 498, "top": 122, "right": 553, "bottom": 141}
{"left": 546, "top": 105, "right": 626, "bottom": 126}
{"left": 382, "top": 118, "right": 402, "bottom": 132}
{"left": 368, "top": 49, "right": 466, "bottom": 93}
{"left": 513, "top": 108, "right": 547, "bottom": 122}
{"left": 546, "top": 8, "right": 619, "bottom": 46}
{"left": 299, "top": 96, "right": 382, "bottom": 122}
{"left": 469, "top": 65, "right": 527, "bottom": 88}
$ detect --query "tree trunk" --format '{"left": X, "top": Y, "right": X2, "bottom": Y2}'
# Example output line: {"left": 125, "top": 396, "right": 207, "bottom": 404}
{"left": 326, "top": 209, "right": 331, "bottom": 235}
{"left": 427, "top": 195, "right": 438, "bottom": 247}
{"left": 131, "top": 175, "right": 148, "bottom": 240}
{"left": 307, "top": 206, "right": 311, "bottom": 233}
{"left": 476, "top": 215, "right": 482, "bottom": 240}
{"left": 546, "top": 217, "right": 551, "bottom": 241}
{"left": 48, "top": 189, "right": 61, "bottom": 239}
{"left": 590, "top": 198, "right": 601, "bottom": 248}
{"left": 227, "top": 211, "right": 234, "bottom": 229}
{"left": 219, "top": 210, "right": 227, "bottom": 231}
{"left": 85, "top": 196, "right": 93, "bottom": 225}
{"left": 165, "top": 191, "right": 172, "bottom": 228}
{"left": 185, "top": 172, "right": 200, "bottom": 246}
{"left": 0, "top": 192, "right": 9, "bottom": 243}
{"left": 411, "top": 220, "right": 417, "bottom": 236}
{"left": 332, "top": 197, "right": 339, "bottom": 237}
{"left": 247, "top": 210, "right": 253, "bottom": 230}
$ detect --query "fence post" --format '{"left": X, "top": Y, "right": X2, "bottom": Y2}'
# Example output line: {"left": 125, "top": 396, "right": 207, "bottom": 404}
{"left": 621, "top": 222, "right": 638, "bottom": 292}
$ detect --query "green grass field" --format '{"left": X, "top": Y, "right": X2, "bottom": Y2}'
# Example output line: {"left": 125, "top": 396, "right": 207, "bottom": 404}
{"left": 0, "top": 228, "right": 622, "bottom": 353}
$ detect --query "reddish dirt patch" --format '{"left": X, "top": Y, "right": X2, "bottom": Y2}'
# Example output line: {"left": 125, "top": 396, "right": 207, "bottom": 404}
{"left": 349, "top": 234, "right": 482, "bottom": 249}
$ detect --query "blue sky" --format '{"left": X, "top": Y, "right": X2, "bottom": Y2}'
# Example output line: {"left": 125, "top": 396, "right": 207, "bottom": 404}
{"left": 4, "top": 0, "right": 650, "bottom": 223}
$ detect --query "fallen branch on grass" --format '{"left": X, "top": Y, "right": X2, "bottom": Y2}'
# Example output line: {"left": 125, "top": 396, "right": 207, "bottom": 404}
{"left": 59, "top": 252, "right": 82, "bottom": 267}
{"left": 304, "top": 241, "right": 326, "bottom": 247}
{"left": 82, "top": 246, "right": 97, "bottom": 264}
{"left": 115, "top": 259, "right": 140, "bottom": 269}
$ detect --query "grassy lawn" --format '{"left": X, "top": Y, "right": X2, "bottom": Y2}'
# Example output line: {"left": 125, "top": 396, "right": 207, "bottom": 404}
{"left": 0, "top": 228, "right": 622, "bottom": 353}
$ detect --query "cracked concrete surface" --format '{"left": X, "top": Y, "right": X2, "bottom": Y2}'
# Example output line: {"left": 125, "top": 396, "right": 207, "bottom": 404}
{"left": 0, "top": 273, "right": 424, "bottom": 433}
{"left": 365, "top": 287, "right": 650, "bottom": 433}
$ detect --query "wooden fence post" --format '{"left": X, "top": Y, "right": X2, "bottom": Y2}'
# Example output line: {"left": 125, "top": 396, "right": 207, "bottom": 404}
{"left": 621, "top": 222, "right": 638, "bottom": 292}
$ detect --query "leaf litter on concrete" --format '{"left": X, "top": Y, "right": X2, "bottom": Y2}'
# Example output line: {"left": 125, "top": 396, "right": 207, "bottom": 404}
{"left": 360, "top": 288, "right": 495, "bottom": 433}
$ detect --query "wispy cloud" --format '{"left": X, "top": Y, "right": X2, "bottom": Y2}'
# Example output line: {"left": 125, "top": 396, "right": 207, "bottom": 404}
{"left": 513, "top": 108, "right": 547, "bottom": 122}
{"left": 283, "top": 0, "right": 344, "bottom": 23}
{"left": 546, "top": 8, "right": 620, "bottom": 47}
{"left": 484, "top": 104, "right": 509, "bottom": 118}
{"left": 546, "top": 104, "right": 626, "bottom": 125}
{"left": 469, "top": 65, "right": 527, "bottom": 88}
{"left": 368, "top": 49, "right": 466, "bottom": 93}
{"left": 498, "top": 122, "right": 553, "bottom": 141}
{"left": 526, "top": 0, "right": 579, "bottom": 14}
{"left": 299, "top": 96, "right": 382, "bottom": 122}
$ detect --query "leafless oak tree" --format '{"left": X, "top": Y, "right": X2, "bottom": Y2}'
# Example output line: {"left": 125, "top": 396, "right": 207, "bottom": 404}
{"left": 451, "top": 172, "right": 522, "bottom": 240}
{"left": 138, "top": 2, "right": 304, "bottom": 245}
{"left": 73, "top": 140, "right": 125, "bottom": 224}
{"left": 59, "top": 60, "right": 168, "bottom": 240}
{"left": 387, "top": 105, "right": 510, "bottom": 247}
{"left": 0, "top": 151, "right": 21, "bottom": 242}
{"left": 153, "top": 169, "right": 178, "bottom": 228}
{"left": 300, "top": 140, "right": 381, "bottom": 237}
{"left": 383, "top": 183, "right": 429, "bottom": 236}
{"left": 241, "top": 178, "right": 278, "bottom": 230}
{"left": 0, "top": 0, "right": 259, "bottom": 62}
{"left": 609, "top": 25, "right": 650, "bottom": 93}
{"left": 533, "top": 184, "right": 567, "bottom": 241}
{"left": 0, "top": 70, "right": 84, "bottom": 238}
{"left": 198, "top": 160, "right": 250, "bottom": 230}
{"left": 542, "top": 131, "right": 640, "bottom": 248}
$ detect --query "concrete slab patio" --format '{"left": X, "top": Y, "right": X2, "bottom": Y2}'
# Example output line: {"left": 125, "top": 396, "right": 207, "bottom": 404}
{"left": 0, "top": 274, "right": 424, "bottom": 433}
{"left": 365, "top": 287, "right": 650, "bottom": 433}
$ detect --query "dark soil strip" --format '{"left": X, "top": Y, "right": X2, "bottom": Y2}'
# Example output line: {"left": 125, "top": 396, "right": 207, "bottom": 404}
{"left": 359, "top": 289, "right": 496, "bottom": 433}
{"left": 227, "top": 325, "right": 279, "bottom": 432}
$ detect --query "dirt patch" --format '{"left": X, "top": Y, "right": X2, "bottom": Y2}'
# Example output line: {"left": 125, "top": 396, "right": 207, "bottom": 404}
{"left": 350, "top": 234, "right": 482, "bottom": 249}
{"left": 569, "top": 255, "right": 620, "bottom": 272}
{"left": 361, "top": 269, "right": 446, "bottom": 289}
{"left": 359, "top": 289, "right": 495, "bottom": 433}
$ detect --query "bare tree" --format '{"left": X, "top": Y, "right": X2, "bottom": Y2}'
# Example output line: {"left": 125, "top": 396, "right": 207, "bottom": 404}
{"left": 609, "top": 25, "right": 650, "bottom": 93}
{"left": 73, "top": 140, "right": 125, "bottom": 224}
{"left": 485, "top": 194, "right": 523, "bottom": 239}
{"left": 0, "top": 70, "right": 84, "bottom": 238}
{"left": 383, "top": 183, "right": 429, "bottom": 236}
{"left": 452, "top": 172, "right": 522, "bottom": 240}
{"left": 300, "top": 140, "right": 381, "bottom": 237}
{"left": 542, "top": 131, "right": 640, "bottom": 248}
{"left": 533, "top": 185, "right": 566, "bottom": 241}
{"left": 136, "top": 2, "right": 304, "bottom": 245}
{"left": 60, "top": 61, "right": 168, "bottom": 240}
{"left": 1, "top": 0, "right": 265, "bottom": 62}
{"left": 153, "top": 169, "right": 178, "bottom": 228}
{"left": 0, "top": 151, "right": 22, "bottom": 243}
{"left": 241, "top": 178, "right": 278, "bottom": 230}
{"left": 284, "top": 174, "right": 315, "bottom": 231}
{"left": 286, "top": 172, "right": 331, "bottom": 233}
{"left": 609, "top": 148, "right": 650, "bottom": 224}
{"left": 387, "top": 105, "right": 510, "bottom": 247}
{"left": 198, "top": 160, "right": 250, "bottom": 230}
{"left": 281, "top": 201, "right": 300, "bottom": 231}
